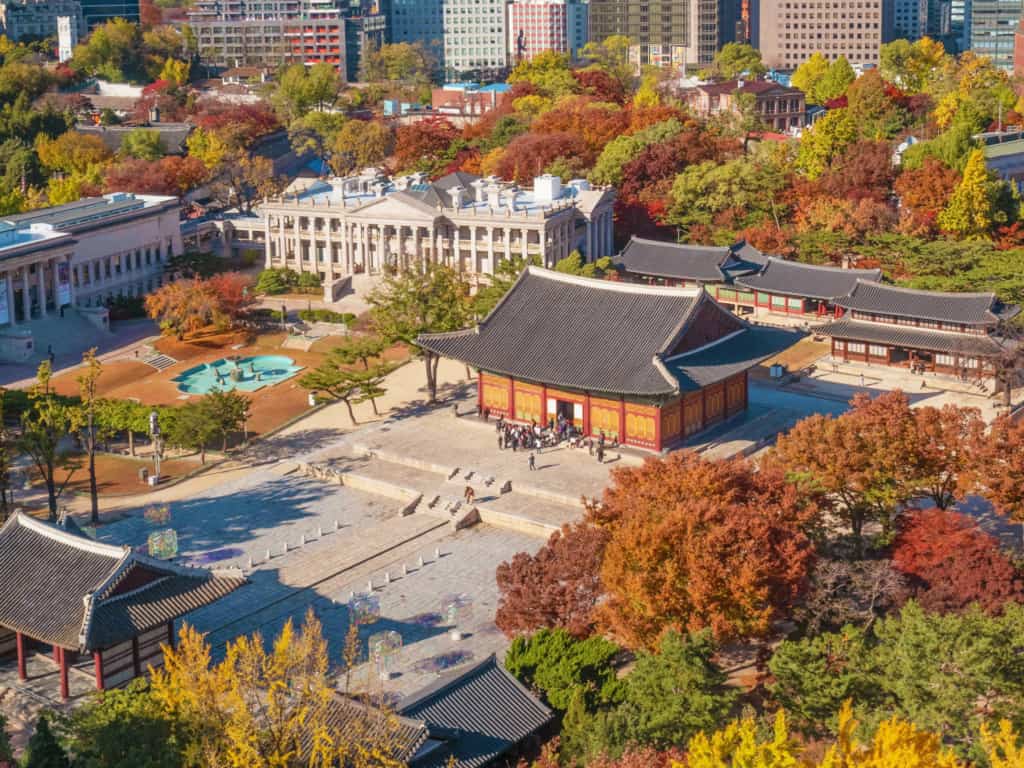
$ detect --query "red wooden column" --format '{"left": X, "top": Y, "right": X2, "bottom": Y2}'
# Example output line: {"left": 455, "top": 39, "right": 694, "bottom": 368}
{"left": 476, "top": 370, "right": 482, "bottom": 413}
{"left": 15, "top": 631, "right": 25, "bottom": 681}
{"left": 617, "top": 399, "right": 625, "bottom": 441}
{"left": 654, "top": 405, "right": 663, "bottom": 452}
{"left": 701, "top": 387, "right": 708, "bottom": 431}
{"left": 539, "top": 384, "right": 548, "bottom": 425}
{"left": 132, "top": 636, "right": 141, "bottom": 676}
{"left": 583, "top": 393, "right": 591, "bottom": 437}
{"left": 93, "top": 650, "right": 105, "bottom": 690}
{"left": 57, "top": 647, "right": 69, "bottom": 701}
{"left": 508, "top": 377, "right": 515, "bottom": 421}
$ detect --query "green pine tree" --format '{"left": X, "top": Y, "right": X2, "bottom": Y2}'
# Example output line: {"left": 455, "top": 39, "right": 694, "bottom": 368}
{"left": 21, "top": 714, "right": 69, "bottom": 768}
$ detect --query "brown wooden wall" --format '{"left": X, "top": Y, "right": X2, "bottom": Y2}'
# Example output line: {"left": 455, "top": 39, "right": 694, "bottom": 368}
{"left": 0, "top": 627, "right": 15, "bottom": 657}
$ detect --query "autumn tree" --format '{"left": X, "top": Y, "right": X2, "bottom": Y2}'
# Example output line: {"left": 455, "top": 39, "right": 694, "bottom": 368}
{"left": 35, "top": 131, "right": 112, "bottom": 174}
{"left": 20, "top": 362, "right": 80, "bottom": 520}
{"left": 203, "top": 389, "right": 250, "bottom": 451}
{"left": 369, "top": 265, "right": 471, "bottom": 402}
{"left": 102, "top": 156, "right": 208, "bottom": 196}
{"left": 892, "top": 507, "right": 1024, "bottom": 615}
{"left": 970, "top": 415, "right": 1024, "bottom": 546}
{"left": 145, "top": 276, "right": 248, "bottom": 338}
{"left": 911, "top": 403, "right": 984, "bottom": 509}
{"left": 493, "top": 131, "right": 590, "bottom": 185}
{"left": 393, "top": 118, "right": 458, "bottom": 173}
{"left": 938, "top": 148, "right": 1011, "bottom": 237}
{"left": 592, "top": 453, "right": 818, "bottom": 649}
{"left": 329, "top": 120, "right": 394, "bottom": 175}
{"left": 791, "top": 52, "right": 831, "bottom": 105}
{"left": 771, "top": 390, "right": 921, "bottom": 551}
{"left": 894, "top": 156, "right": 961, "bottom": 235}
{"left": 573, "top": 68, "right": 627, "bottom": 104}
{"left": 150, "top": 611, "right": 388, "bottom": 767}
{"left": 212, "top": 151, "right": 283, "bottom": 212}
{"left": 698, "top": 42, "right": 766, "bottom": 80}
{"left": 818, "top": 56, "right": 856, "bottom": 103}
{"left": 797, "top": 108, "right": 857, "bottom": 178}
{"left": 496, "top": 522, "right": 608, "bottom": 638}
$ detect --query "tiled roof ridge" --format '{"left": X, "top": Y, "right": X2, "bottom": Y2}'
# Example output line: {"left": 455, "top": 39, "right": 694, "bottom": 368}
{"left": 845, "top": 279, "right": 997, "bottom": 300}
{"left": 398, "top": 654, "right": 552, "bottom": 719}
{"left": 665, "top": 327, "right": 748, "bottom": 361}
{"left": 523, "top": 265, "right": 701, "bottom": 297}
{"left": 763, "top": 257, "right": 882, "bottom": 276}
{"left": 10, "top": 512, "right": 127, "bottom": 560}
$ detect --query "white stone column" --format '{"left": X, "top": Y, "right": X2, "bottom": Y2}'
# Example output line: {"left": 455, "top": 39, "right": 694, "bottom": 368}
{"left": 64, "top": 255, "right": 74, "bottom": 307}
{"left": 263, "top": 217, "right": 272, "bottom": 268}
{"left": 414, "top": 227, "right": 422, "bottom": 271}
{"left": 376, "top": 225, "right": 384, "bottom": 272}
{"left": 453, "top": 226, "right": 461, "bottom": 270}
{"left": 521, "top": 227, "right": 529, "bottom": 260}
{"left": 470, "top": 225, "right": 479, "bottom": 273}
{"left": 293, "top": 218, "right": 302, "bottom": 273}
{"left": 487, "top": 225, "right": 496, "bottom": 274}
{"left": 5, "top": 271, "right": 14, "bottom": 325}
{"left": 38, "top": 261, "right": 47, "bottom": 316}
{"left": 20, "top": 266, "right": 30, "bottom": 321}
{"left": 504, "top": 227, "right": 511, "bottom": 263}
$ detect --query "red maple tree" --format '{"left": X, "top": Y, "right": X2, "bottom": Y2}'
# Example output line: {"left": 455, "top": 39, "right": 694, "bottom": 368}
{"left": 495, "top": 522, "right": 608, "bottom": 638}
{"left": 892, "top": 507, "right": 1023, "bottom": 615}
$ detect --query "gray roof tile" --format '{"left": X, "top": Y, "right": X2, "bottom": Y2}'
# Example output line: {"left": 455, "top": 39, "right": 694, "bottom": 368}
{"left": 398, "top": 655, "right": 553, "bottom": 768}
{"left": 0, "top": 513, "right": 245, "bottom": 650}
{"left": 614, "top": 237, "right": 736, "bottom": 282}
{"left": 834, "top": 280, "right": 1020, "bottom": 325}
{"left": 418, "top": 268, "right": 776, "bottom": 396}
{"left": 812, "top": 318, "right": 1011, "bottom": 356}
{"left": 736, "top": 258, "right": 882, "bottom": 300}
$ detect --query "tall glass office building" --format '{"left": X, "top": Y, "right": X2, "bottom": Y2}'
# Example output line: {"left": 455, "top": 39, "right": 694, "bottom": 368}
{"left": 970, "top": 0, "right": 1021, "bottom": 68}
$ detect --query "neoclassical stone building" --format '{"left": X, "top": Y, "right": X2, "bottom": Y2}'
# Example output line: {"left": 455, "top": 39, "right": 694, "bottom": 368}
{"left": 232, "top": 170, "right": 616, "bottom": 285}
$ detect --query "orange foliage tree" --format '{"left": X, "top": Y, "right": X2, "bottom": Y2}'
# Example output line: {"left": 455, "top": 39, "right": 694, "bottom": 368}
{"left": 911, "top": 403, "right": 984, "bottom": 509}
{"left": 892, "top": 507, "right": 1024, "bottom": 615}
{"left": 492, "top": 131, "right": 590, "bottom": 184}
{"left": 144, "top": 273, "right": 254, "bottom": 339}
{"left": 592, "top": 453, "right": 818, "bottom": 649}
{"left": 969, "top": 414, "right": 1024, "bottom": 545}
{"left": 771, "top": 391, "right": 922, "bottom": 551}
{"left": 894, "top": 156, "right": 960, "bottom": 236}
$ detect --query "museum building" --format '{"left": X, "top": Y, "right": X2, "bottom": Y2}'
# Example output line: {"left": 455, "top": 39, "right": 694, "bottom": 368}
{"left": 417, "top": 267, "right": 795, "bottom": 452}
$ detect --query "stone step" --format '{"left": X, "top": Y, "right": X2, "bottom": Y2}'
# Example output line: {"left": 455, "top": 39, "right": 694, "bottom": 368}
{"left": 142, "top": 353, "right": 178, "bottom": 371}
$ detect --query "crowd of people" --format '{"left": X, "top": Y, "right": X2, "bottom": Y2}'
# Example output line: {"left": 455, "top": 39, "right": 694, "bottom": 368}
{"left": 482, "top": 408, "right": 615, "bottom": 465}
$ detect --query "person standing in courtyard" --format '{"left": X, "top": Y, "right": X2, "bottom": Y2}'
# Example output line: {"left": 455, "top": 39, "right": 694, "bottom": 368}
{"left": 464, "top": 486, "right": 475, "bottom": 505}
{"left": 596, "top": 444, "right": 604, "bottom": 464}
{"left": 528, "top": 452, "right": 536, "bottom": 471}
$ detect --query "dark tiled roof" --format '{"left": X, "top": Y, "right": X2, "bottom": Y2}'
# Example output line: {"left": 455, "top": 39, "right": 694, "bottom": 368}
{"left": 418, "top": 268, "right": 774, "bottom": 396}
{"left": 736, "top": 258, "right": 883, "bottom": 300}
{"left": 732, "top": 240, "right": 770, "bottom": 266}
{"left": 419, "top": 268, "right": 706, "bottom": 396}
{"left": 812, "top": 318, "right": 1011, "bottom": 356}
{"left": 666, "top": 326, "right": 807, "bottom": 388}
{"left": 398, "top": 655, "right": 554, "bottom": 768}
{"left": 434, "top": 171, "right": 481, "bottom": 190}
{"left": 614, "top": 237, "right": 740, "bottom": 282}
{"left": 322, "top": 696, "right": 428, "bottom": 764}
{"left": 834, "top": 280, "right": 1021, "bottom": 325}
{"left": 0, "top": 513, "right": 245, "bottom": 650}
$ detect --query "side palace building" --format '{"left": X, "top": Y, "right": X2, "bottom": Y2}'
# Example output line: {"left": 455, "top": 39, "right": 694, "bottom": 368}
{"left": 418, "top": 267, "right": 795, "bottom": 452}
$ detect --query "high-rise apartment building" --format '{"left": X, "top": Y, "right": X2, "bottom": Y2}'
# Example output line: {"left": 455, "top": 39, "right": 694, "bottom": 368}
{"left": 188, "top": 0, "right": 346, "bottom": 72}
{"left": 340, "top": 0, "right": 386, "bottom": 81}
{"left": 442, "top": 0, "right": 508, "bottom": 79}
{"left": 892, "top": 0, "right": 928, "bottom": 37}
{"left": 389, "top": 0, "right": 443, "bottom": 68}
{"left": 589, "top": 0, "right": 738, "bottom": 69}
{"left": 509, "top": 0, "right": 589, "bottom": 61}
{"left": 756, "top": 0, "right": 885, "bottom": 69}
{"left": 970, "top": 0, "right": 1022, "bottom": 69}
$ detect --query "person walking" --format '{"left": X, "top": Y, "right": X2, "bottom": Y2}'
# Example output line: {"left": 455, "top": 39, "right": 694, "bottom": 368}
{"left": 464, "top": 486, "right": 475, "bottom": 505}
{"left": 498, "top": 433, "right": 504, "bottom": 450}
{"left": 596, "top": 444, "right": 604, "bottom": 464}
{"left": 528, "top": 452, "right": 536, "bottom": 471}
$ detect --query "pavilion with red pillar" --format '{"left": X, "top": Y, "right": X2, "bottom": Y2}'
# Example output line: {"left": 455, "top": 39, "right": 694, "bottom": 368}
{"left": 418, "top": 267, "right": 800, "bottom": 452}
{"left": 0, "top": 512, "right": 245, "bottom": 700}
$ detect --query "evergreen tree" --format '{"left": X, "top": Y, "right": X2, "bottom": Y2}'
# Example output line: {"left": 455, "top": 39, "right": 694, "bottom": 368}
{"left": 21, "top": 714, "right": 69, "bottom": 768}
